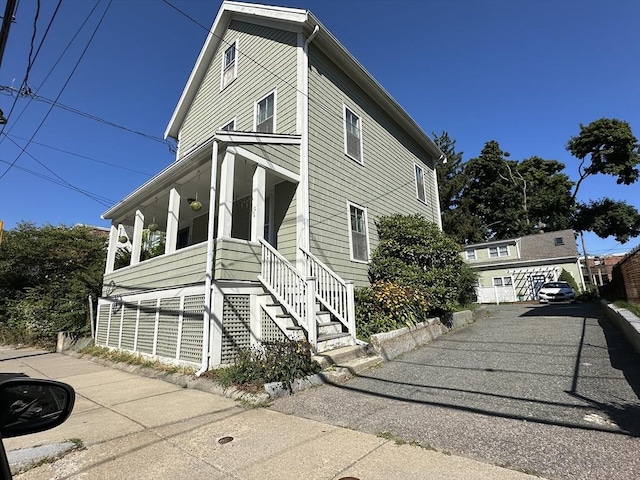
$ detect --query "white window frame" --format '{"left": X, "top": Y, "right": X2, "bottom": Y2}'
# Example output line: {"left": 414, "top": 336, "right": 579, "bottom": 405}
{"left": 493, "top": 276, "right": 513, "bottom": 287}
{"left": 466, "top": 249, "right": 476, "bottom": 260}
{"left": 254, "top": 89, "right": 277, "bottom": 133}
{"left": 489, "top": 245, "right": 509, "bottom": 258}
{"left": 414, "top": 163, "right": 427, "bottom": 203}
{"left": 347, "top": 201, "right": 370, "bottom": 263}
{"left": 220, "top": 39, "right": 238, "bottom": 90}
{"left": 343, "top": 104, "right": 364, "bottom": 164}
{"left": 219, "top": 118, "right": 236, "bottom": 132}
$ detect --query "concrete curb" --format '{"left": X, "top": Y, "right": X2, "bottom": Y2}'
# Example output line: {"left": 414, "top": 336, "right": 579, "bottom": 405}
{"left": 369, "top": 308, "right": 487, "bottom": 361}
{"left": 600, "top": 299, "right": 640, "bottom": 356}
{"left": 7, "top": 442, "right": 77, "bottom": 475}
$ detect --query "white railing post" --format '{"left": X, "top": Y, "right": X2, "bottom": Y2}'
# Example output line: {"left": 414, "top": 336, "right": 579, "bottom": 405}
{"left": 306, "top": 276, "right": 317, "bottom": 348}
{"left": 346, "top": 280, "right": 356, "bottom": 344}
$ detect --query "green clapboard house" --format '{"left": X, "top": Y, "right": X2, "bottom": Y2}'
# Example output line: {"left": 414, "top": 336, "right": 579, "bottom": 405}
{"left": 96, "top": 1, "right": 445, "bottom": 371}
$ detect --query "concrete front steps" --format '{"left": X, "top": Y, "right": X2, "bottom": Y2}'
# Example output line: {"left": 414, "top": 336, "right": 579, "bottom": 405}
{"left": 313, "top": 344, "right": 383, "bottom": 384}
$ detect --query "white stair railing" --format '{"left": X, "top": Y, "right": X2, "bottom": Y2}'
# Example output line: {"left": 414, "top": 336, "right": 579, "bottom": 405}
{"left": 258, "top": 239, "right": 316, "bottom": 345}
{"left": 300, "top": 246, "right": 356, "bottom": 340}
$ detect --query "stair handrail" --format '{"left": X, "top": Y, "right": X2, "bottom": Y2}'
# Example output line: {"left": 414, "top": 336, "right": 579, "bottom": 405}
{"left": 258, "top": 238, "right": 310, "bottom": 331}
{"left": 299, "top": 246, "right": 355, "bottom": 337}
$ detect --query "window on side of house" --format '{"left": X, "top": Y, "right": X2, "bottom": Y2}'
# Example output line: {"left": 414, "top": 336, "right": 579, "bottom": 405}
{"left": 221, "top": 40, "right": 237, "bottom": 89}
{"left": 466, "top": 249, "right": 476, "bottom": 260}
{"left": 489, "top": 245, "right": 509, "bottom": 258}
{"left": 414, "top": 164, "right": 426, "bottom": 203}
{"left": 255, "top": 91, "right": 276, "bottom": 133}
{"left": 220, "top": 118, "right": 235, "bottom": 132}
{"left": 493, "top": 276, "right": 513, "bottom": 287}
{"left": 344, "top": 106, "right": 363, "bottom": 163}
{"left": 348, "top": 202, "right": 369, "bottom": 262}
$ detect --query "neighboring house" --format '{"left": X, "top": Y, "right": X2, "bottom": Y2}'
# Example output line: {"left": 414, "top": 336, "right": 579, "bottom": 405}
{"left": 95, "top": 1, "right": 445, "bottom": 371}
{"left": 463, "top": 229, "right": 585, "bottom": 303}
{"left": 580, "top": 253, "right": 627, "bottom": 287}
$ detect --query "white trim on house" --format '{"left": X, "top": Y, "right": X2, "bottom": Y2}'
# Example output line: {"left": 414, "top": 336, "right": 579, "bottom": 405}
{"left": 254, "top": 88, "right": 277, "bottom": 133}
{"left": 432, "top": 159, "right": 443, "bottom": 229}
{"left": 220, "top": 38, "right": 239, "bottom": 91}
{"left": 227, "top": 146, "right": 300, "bottom": 183}
{"left": 343, "top": 104, "right": 364, "bottom": 164}
{"left": 347, "top": 200, "right": 370, "bottom": 263}
{"left": 472, "top": 256, "right": 579, "bottom": 270}
{"left": 414, "top": 163, "right": 426, "bottom": 203}
{"left": 214, "top": 131, "right": 300, "bottom": 145}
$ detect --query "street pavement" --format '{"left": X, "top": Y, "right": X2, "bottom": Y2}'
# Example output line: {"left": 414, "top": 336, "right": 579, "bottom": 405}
{"left": 0, "top": 345, "right": 539, "bottom": 479}
{"left": 272, "top": 303, "right": 640, "bottom": 480}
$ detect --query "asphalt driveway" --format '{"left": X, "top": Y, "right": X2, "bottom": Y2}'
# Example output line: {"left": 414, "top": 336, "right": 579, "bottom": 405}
{"left": 272, "top": 302, "right": 640, "bottom": 480}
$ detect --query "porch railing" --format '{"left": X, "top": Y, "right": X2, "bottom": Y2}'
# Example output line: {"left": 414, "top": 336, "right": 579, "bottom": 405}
{"left": 300, "top": 246, "right": 356, "bottom": 340}
{"left": 258, "top": 239, "right": 315, "bottom": 344}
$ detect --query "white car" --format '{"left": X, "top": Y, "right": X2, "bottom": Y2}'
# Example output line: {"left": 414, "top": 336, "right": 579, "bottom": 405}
{"left": 538, "top": 281, "right": 576, "bottom": 303}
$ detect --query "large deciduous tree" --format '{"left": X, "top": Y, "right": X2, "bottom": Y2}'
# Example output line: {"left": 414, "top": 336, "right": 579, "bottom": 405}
{"left": 0, "top": 222, "right": 106, "bottom": 344}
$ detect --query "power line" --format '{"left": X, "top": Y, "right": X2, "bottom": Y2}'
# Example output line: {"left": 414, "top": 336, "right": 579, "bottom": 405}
{"left": 0, "top": 0, "right": 62, "bottom": 137}
{"left": 0, "top": 0, "right": 102, "bottom": 143}
{"left": 0, "top": 0, "right": 113, "bottom": 180}
{"left": 0, "top": 157, "right": 114, "bottom": 206}
{"left": 2, "top": 133, "right": 153, "bottom": 176}
{"left": 0, "top": 85, "right": 174, "bottom": 148}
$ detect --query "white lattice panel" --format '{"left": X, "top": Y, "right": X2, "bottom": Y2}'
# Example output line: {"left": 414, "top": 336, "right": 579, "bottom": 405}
{"left": 261, "top": 310, "right": 286, "bottom": 342}
{"left": 136, "top": 300, "right": 157, "bottom": 354}
{"left": 179, "top": 295, "right": 204, "bottom": 363}
{"left": 156, "top": 298, "right": 180, "bottom": 358}
{"left": 120, "top": 302, "right": 137, "bottom": 350}
{"left": 221, "top": 295, "right": 251, "bottom": 364}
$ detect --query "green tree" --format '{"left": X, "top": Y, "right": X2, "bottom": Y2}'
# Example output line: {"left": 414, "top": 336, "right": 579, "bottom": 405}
{"left": 0, "top": 222, "right": 106, "bottom": 344}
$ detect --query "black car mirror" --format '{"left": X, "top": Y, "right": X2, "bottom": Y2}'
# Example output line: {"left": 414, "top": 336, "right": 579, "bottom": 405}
{"left": 0, "top": 378, "right": 75, "bottom": 438}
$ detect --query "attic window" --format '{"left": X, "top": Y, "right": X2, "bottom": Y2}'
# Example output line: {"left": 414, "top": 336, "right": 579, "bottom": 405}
{"left": 221, "top": 40, "right": 237, "bottom": 89}
{"left": 554, "top": 237, "right": 564, "bottom": 246}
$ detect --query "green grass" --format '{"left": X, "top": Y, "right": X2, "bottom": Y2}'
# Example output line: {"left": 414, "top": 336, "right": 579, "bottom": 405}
{"left": 375, "top": 431, "right": 437, "bottom": 451}
{"left": 78, "top": 345, "right": 195, "bottom": 375}
{"left": 613, "top": 300, "right": 640, "bottom": 318}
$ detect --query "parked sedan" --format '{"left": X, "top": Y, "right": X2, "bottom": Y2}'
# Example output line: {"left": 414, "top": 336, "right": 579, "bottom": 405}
{"left": 538, "top": 281, "right": 576, "bottom": 303}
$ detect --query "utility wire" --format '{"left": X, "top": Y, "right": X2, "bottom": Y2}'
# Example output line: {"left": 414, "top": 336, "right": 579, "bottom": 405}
{"left": 0, "top": 0, "right": 62, "bottom": 137}
{"left": 0, "top": 85, "right": 173, "bottom": 147}
{"left": 0, "top": 157, "right": 114, "bottom": 206}
{"left": 2, "top": 134, "right": 114, "bottom": 205}
{"left": 2, "top": 133, "right": 153, "bottom": 176}
{"left": 0, "top": 0, "right": 113, "bottom": 180}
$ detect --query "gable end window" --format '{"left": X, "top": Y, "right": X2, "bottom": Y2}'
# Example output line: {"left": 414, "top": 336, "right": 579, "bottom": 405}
{"left": 489, "top": 245, "right": 508, "bottom": 258}
{"left": 415, "top": 164, "right": 427, "bottom": 203}
{"left": 221, "top": 40, "right": 238, "bottom": 89}
{"left": 344, "top": 106, "right": 363, "bottom": 163}
{"left": 220, "top": 119, "right": 236, "bottom": 132}
{"left": 255, "top": 91, "right": 276, "bottom": 133}
{"left": 348, "top": 202, "right": 369, "bottom": 262}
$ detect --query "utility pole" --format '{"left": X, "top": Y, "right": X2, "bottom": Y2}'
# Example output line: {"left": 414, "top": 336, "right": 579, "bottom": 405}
{"left": 580, "top": 231, "right": 595, "bottom": 291}
{"left": 0, "top": 0, "right": 18, "bottom": 72}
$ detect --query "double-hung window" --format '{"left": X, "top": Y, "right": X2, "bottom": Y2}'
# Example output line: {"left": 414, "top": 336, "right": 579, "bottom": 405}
{"left": 255, "top": 91, "right": 275, "bottom": 133}
{"left": 466, "top": 249, "right": 476, "bottom": 260}
{"left": 344, "top": 106, "right": 363, "bottom": 163}
{"left": 348, "top": 202, "right": 369, "bottom": 262}
{"left": 489, "top": 245, "right": 508, "bottom": 258}
{"left": 415, "top": 164, "right": 426, "bottom": 203}
{"left": 493, "top": 276, "right": 513, "bottom": 287}
{"left": 221, "top": 40, "right": 237, "bottom": 89}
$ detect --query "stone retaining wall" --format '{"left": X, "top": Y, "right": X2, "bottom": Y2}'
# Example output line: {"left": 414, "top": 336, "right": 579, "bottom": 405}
{"left": 600, "top": 300, "right": 640, "bottom": 356}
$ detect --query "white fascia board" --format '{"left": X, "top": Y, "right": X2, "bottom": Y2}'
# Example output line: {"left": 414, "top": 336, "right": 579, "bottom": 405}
{"left": 465, "top": 237, "right": 520, "bottom": 249}
{"left": 101, "top": 138, "right": 215, "bottom": 220}
{"left": 215, "top": 131, "right": 301, "bottom": 144}
{"left": 470, "top": 256, "right": 579, "bottom": 270}
{"left": 164, "top": 1, "right": 307, "bottom": 140}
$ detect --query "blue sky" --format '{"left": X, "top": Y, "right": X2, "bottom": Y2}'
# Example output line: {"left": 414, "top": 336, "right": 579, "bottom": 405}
{"left": 0, "top": 0, "right": 638, "bottom": 257}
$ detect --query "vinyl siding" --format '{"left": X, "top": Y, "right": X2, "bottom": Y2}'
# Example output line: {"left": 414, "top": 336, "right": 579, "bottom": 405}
{"left": 178, "top": 20, "right": 298, "bottom": 156}
{"left": 274, "top": 181, "right": 297, "bottom": 262}
{"left": 103, "top": 243, "right": 208, "bottom": 296}
{"left": 307, "top": 45, "right": 438, "bottom": 286}
{"left": 464, "top": 241, "right": 518, "bottom": 263}
{"left": 214, "top": 238, "right": 262, "bottom": 281}
{"left": 241, "top": 144, "right": 300, "bottom": 175}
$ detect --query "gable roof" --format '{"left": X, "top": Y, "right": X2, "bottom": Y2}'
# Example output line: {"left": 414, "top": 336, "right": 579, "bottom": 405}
{"left": 164, "top": 1, "right": 445, "bottom": 161}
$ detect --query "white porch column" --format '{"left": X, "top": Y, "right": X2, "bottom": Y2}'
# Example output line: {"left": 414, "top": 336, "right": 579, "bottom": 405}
{"left": 165, "top": 187, "right": 181, "bottom": 255}
{"left": 251, "top": 165, "right": 266, "bottom": 242}
{"left": 131, "top": 210, "right": 144, "bottom": 265}
{"left": 217, "top": 151, "right": 235, "bottom": 238}
{"left": 105, "top": 224, "right": 118, "bottom": 274}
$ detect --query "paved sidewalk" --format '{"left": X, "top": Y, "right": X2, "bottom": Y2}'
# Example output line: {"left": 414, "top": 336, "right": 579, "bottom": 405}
{"left": 1, "top": 346, "right": 541, "bottom": 479}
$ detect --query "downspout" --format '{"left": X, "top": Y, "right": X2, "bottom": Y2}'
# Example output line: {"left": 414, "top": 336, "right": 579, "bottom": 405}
{"left": 196, "top": 140, "right": 219, "bottom": 376}
{"left": 433, "top": 154, "right": 446, "bottom": 230}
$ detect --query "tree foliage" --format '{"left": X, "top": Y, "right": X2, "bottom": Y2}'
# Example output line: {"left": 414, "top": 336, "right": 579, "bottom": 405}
{"left": 0, "top": 223, "right": 106, "bottom": 344}
{"left": 574, "top": 199, "right": 640, "bottom": 243}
